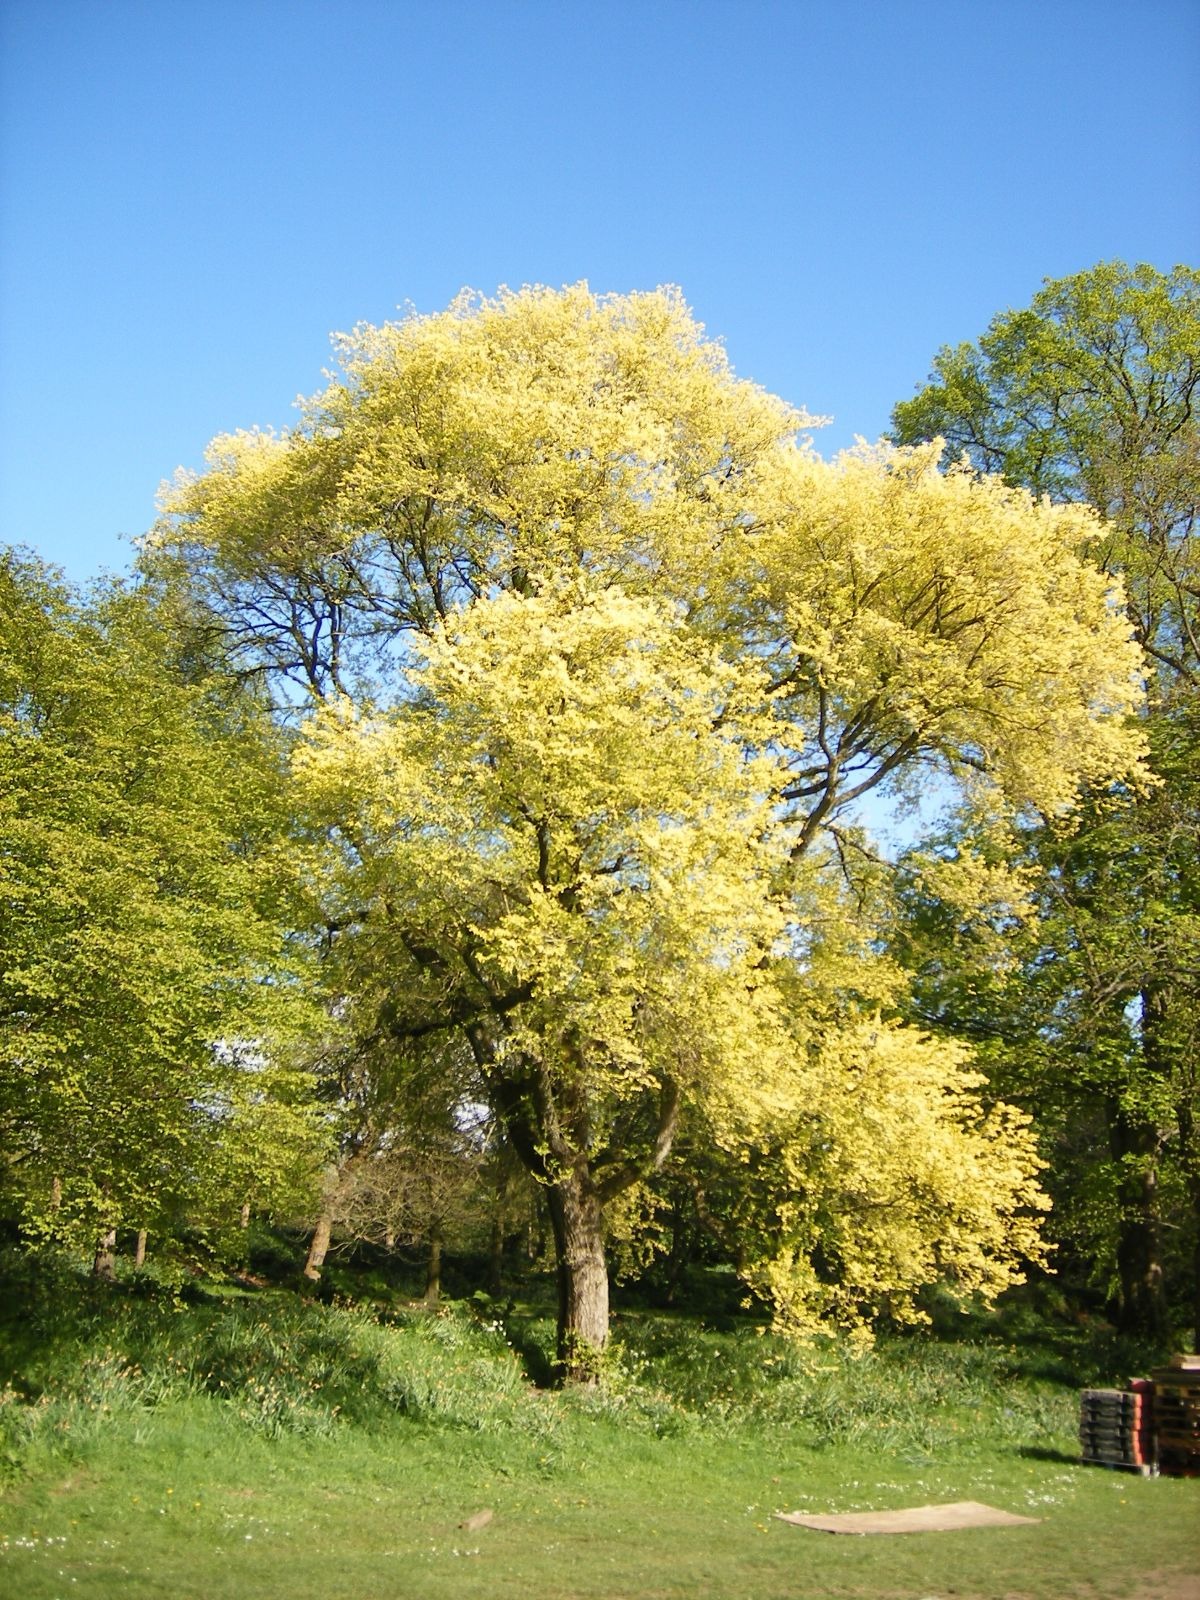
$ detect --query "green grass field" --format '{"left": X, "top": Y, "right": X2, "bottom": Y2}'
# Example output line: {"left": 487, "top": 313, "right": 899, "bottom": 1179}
{"left": 0, "top": 1252, "right": 1195, "bottom": 1599}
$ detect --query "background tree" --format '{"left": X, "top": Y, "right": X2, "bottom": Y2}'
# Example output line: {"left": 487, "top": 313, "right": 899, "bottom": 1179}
{"left": 891, "top": 262, "right": 1198, "bottom": 693}
{"left": 891, "top": 261, "right": 1200, "bottom": 1338}
{"left": 151, "top": 286, "right": 1145, "bottom": 1374}
{"left": 0, "top": 551, "right": 327, "bottom": 1262}
{"left": 294, "top": 1021, "right": 487, "bottom": 1292}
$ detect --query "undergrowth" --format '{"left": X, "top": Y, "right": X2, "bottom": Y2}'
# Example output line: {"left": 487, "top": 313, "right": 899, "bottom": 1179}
{"left": 0, "top": 1241, "right": 1152, "bottom": 1485}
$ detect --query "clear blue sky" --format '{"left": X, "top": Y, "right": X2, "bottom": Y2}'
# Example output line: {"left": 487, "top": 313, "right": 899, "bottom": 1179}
{"left": 2, "top": 0, "right": 1197, "bottom": 583}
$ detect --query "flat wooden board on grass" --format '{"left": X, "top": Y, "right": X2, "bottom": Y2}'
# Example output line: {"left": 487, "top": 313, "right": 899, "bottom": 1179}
{"left": 776, "top": 1500, "right": 1041, "bottom": 1535}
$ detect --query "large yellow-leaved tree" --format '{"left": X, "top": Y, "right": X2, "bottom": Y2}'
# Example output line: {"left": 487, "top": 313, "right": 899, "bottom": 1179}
{"left": 150, "top": 285, "right": 1146, "bottom": 1375}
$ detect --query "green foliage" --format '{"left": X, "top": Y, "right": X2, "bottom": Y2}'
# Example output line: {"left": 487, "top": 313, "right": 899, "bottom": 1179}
{"left": 0, "top": 1248, "right": 545, "bottom": 1460}
{"left": 0, "top": 551, "right": 329, "bottom": 1250}
{"left": 891, "top": 260, "right": 1199, "bottom": 599}
{"left": 890, "top": 261, "right": 1200, "bottom": 1339}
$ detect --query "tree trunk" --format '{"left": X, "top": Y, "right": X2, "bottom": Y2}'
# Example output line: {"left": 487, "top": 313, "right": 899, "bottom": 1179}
{"left": 51, "top": 1176, "right": 62, "bottom": 1210}
{"left": 92, "top": 1229, "right": 117, "bottom": 1280}
{"left": 239, "top": 1200, "right": 251, "bottom": 1229}
{"left": 488, "top": 1213, "right": 504, "bottom": 1297}
{"left": 303, "top": 1212, "right": 332, "bottom": 1282}
{"left": 1107, "top": 983, "right": 1174, "bottom": 1340}
{"left": 1109, "top": 1104, "right": 1170, "bottom": 1340}
{"left": 1181, "top": 1112, "right": 1200, "bottom": 1355}
{"left": 472, "top": 1026, "right": 678, "bottom": 1385}
{"left": 663, "top": 1197, "right": 689, "bottom": 1307}
{"left": 424, "top": 1225, "right": 443, "bottom": 1304}
{"left": 134, "top": 1229, "right": 147, "bottom": 1268}
{"left": 546, "top": 1173, "right": 609, "bottom": 1382}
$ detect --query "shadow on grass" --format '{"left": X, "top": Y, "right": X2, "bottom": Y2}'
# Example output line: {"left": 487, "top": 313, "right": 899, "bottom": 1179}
{"left": 1017, "top": 1445, "right": 1080, "bottom": 1465}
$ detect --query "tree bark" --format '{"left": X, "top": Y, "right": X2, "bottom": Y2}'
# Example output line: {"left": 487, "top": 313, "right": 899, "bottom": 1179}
{"left": 92, "top": 1229, "right": 117, "bottom": 1280}
{"left": 239, "top": 1200, "right": 251, "bottom": 1230}
{"left": 424, "top": 1224, "right": 443, "bottom": 1304}
{"left": 546, "top": 1172, "right": 609, "bottom": 1382}
{"left": 663, "top": 1197, "right": 690, "bottom": 1307}
{"left": 134, "top": 1229, "right": 147, "bottom": 1268}
{"left": 303, "top": 1212, "right": 332, "bottom": 1282}
{"left": 1185, "top": 1124, "right": 1200, "bottom": 1355}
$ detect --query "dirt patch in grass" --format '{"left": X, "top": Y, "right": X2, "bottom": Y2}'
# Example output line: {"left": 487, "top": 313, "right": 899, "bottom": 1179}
{"left": 1125, "top": 1576, "right": 1200, "bottom": 1600}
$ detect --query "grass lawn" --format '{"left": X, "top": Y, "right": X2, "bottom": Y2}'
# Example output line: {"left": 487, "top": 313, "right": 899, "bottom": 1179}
{"left": 1, "top": 1258, "right": 1196, "bottom": 1598}
{"left": 3, "top": 1409, "right": 1196, "bottom": 1600}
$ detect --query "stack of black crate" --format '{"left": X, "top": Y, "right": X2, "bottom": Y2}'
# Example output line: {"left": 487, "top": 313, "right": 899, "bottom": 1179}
{"left": 1078, "top": 1383, "right": 1155, "bottom": 1475}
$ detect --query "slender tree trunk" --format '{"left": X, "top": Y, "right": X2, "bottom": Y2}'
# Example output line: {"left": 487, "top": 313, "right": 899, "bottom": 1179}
{"left": 663, "top": 1197, "right": 689, "bottom": 1307}
{"left": 1109, "top": 1104, "right": 1170, "bottom": 1340}
{"left": 1173, "top": 1062, "right": 1199, "bottom": 1353}
{"left": 51, "top": 1176, "right": 62, "bottom": 1210}
{"left": 488, "top": 1213, "right": 505, "bottom": 1297}
{"left": 424, "top": 1225, "right": 443, "bottom": 1304}
{"left": 303, "top": 1212, "right": 332, "bottom": 1282}
{"left": 239, "top": 1200, "right": 251, "bottom": 1230}
{"left": 134, "top": 1229, "right": 147, "bottom": 1268}
{"left": 546, "top": 1172, "right": 609, "bottom": 1382}
{"left": 1181, "top": 1105, "right": 1200, "bottom": 1354}
{"left": 524, "top": 1215, "right": 545, "bottom": 1262}
{"left": 92, "top": 1229, "right": 117, "bottom": 1280}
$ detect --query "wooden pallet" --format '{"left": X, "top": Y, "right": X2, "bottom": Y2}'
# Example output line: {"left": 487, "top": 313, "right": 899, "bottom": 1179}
{"left": 1080, "top": 1457, "right": 1157, "bottom": 1477}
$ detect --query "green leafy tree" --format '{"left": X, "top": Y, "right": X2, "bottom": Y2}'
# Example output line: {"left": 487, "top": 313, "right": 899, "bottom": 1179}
{"left": 892, "top": 262, "right": 1199, "bottom": 694}
{"left": 892, "top": 261, "right": 1200, "bottom": 1338}
{"left": 0, "top": 552, "right": 328, "bottom": 1261}
{"left": 150, "top": 286, "right": 1144, "bottom": 1372}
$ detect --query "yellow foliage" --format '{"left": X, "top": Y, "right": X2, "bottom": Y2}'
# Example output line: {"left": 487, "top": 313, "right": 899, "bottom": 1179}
{"left": 735, "top": 440, "right": 1145, "bottom": 816}
{"left": 153, "top": 283, "right": 1150, "bottom": 1338}
{"left": 295, "top": 584, "right": 792, "bottom": 1125}
{"left": 736, "top": 1019, "right": 1050, "bottom": 1340}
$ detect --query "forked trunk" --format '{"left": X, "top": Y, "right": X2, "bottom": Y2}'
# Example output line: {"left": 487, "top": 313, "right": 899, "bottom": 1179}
{"left": 476, "top": 1027, "right": 679, "bottom": 1385}
{"left": 546, "top": 1174, "right": 609, "bottom": 1382}
{"left": 303, "top": 1212, "right": 332, "bottom": 1282}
